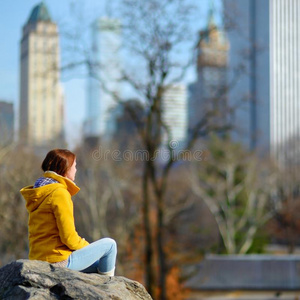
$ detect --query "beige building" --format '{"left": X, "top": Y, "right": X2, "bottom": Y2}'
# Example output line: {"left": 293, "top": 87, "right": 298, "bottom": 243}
{"left": 19, "top": 2, "right": 64, "bottom": 147}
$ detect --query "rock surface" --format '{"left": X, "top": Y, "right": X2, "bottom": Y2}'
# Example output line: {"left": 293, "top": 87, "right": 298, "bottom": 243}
{"left": 0, "top": 259, "right": 152, "bottom": 300}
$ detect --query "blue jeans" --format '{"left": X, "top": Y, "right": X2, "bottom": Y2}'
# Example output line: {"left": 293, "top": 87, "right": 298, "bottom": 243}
{"left": 67, "top": 238, "right": 117, "bottom": 273}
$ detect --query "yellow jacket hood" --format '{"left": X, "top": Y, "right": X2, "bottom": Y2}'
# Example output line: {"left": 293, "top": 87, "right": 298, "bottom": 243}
{"left": 20, "top": 171, "right": 80, "bottom": 213}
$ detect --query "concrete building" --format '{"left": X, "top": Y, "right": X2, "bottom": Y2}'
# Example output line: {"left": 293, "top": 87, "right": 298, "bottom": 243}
{"left": 188, "top": 4, "right": 229, "bottom": 139}
{"left": 0, "top": 101, "right": 14, "bottom": 145}
{"left": 224, "top": 0, "right": 300, "bottom": 166}
{"left": 85, "top": 17, "right": 122, "bottom": 140}
{"left": 19, "top": 2, "right": 64, "bottom": 147}
{"left": 162, "top": 84, "right": 188, "bottom": 148}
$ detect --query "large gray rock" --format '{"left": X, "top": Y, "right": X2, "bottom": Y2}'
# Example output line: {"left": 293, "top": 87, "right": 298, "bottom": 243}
{"left": 0, "top": 259, "right": 152, "bottom": 300}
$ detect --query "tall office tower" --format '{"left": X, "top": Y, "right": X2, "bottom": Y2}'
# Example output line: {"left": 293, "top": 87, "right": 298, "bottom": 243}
{"left": 19, "top": 2, "right": 64, "bottom": 147}
{"left": 270, "top": 0, "right": 300, "bottom": 166}
{"left": 223, "top": 0, "right": 270, "bottom": 152}
{"left": 224, "top": 0, "right": 300, "bottom": 165}
{"left": 0, "top": 101, "right": 14, "bottom": 145}
{"left": 188, "top": 5, "right": 229, "bottom": 138}
{"left": 162, "top": 84, "right": 188, "bottom": 147}
{"left": 85, "top": 17, "right": 122, "bottom": 141}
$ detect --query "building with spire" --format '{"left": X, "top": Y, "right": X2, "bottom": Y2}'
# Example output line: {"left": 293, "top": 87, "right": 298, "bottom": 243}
{"left": 188, "top": 2, "right": 229, "bottom": 138}
{"left": 19, "top": 2, "right": 64, "bottom": 147}
{"left": 84, "top": 17, "right": 122, "bottom": 142}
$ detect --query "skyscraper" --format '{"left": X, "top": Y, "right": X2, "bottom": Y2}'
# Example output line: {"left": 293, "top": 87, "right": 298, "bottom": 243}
{"left": 162, "top": 84, "right": 188, "bottom": 147}
{"left": 223, "top": 0, "right": 270, "bottom": 152}
{"left": 85, "top": 17, "right": 122, "bottom": 140}
{"left": 270, "top": 0, "right": 300, "bottom": 166}
{"left": 224, "top": 0, "right": 300, "bottom": 165}
{"left": 19, "top": 2, "right": 64, "bottom": 147}
{"left": 188, "top": 4, "right": 229, "bottom": 138}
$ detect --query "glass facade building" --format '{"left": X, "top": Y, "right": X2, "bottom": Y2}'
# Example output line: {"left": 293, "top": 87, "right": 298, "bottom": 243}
{"left": 85, "top": 17, "right": 122, "bottom": 139}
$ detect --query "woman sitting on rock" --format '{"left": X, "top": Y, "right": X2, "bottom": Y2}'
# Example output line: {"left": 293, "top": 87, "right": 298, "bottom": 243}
{"left": 20, "top": 149, "right": 117, "bottom": 276}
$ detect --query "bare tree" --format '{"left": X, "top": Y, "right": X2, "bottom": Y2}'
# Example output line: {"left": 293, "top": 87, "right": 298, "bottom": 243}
{"left": 116, "top": 1, "right": 234, "bottom": 298}
{"left": 190, "top": 136, "right": 278, "bottom": 254}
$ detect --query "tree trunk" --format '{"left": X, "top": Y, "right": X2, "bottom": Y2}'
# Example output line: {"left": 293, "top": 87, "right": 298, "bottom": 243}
{"left": 157, "top": 192, "right": 167, "bottom": 300}
{"left": 142, "top": 164, "right": 155, "bottom": 297}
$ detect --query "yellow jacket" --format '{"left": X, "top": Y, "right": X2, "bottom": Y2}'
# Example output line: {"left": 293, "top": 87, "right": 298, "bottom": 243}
{"left": 20, "top": 171, "right": 89, "bottom": 263}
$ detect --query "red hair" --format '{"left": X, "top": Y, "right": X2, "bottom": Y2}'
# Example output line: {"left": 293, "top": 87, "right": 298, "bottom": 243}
{"left": 41, "top": 149, "right": 76, "bottom": 176}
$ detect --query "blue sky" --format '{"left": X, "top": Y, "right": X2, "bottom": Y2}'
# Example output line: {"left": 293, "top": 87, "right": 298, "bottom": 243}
{"left": 0, "top": 0, "right": 222, "bottom": 148}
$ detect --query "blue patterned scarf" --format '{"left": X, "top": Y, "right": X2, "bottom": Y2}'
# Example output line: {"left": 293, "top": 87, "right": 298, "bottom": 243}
{"left": 34, "top": 177, "right": 58, "bottom": 188}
